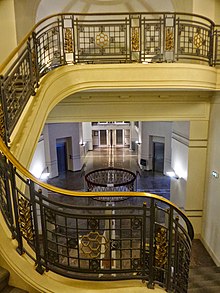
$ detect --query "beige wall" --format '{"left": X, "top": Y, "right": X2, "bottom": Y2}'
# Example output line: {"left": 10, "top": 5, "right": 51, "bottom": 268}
{"left": 0, "top": 0, "right": 17, "bottom": 64}
{"left": 14, "top": 0, "right": 39, "bottom": 42}
{"left": 203, "top": 93, "right": 220, "bottom": 265}
{"left": 193, "top": 0, "right": 215, "bottom": 20}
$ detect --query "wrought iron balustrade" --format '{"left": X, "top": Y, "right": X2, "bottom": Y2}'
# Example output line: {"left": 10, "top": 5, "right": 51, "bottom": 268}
{"left": 0, "top": 12, "right": 220, "bottom": 143}
{"left": 0, "top": 138, "right": 193, "bottom": 292}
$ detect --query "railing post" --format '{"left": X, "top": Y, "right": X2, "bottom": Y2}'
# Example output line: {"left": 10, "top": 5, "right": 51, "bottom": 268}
{"left": 29, "top": 180, "right": 44, "bottom": 274}
{"left": 173, "top": 216, "right": 179, "bottom": 289}
{"left": 141, "top": 201, "right": 148, "bottom": 282}
{"left": 0, "top": 75, "right": 9, "bottom": 145}
{"left": 31, "top": 32, "right": 40, "bottom": 88}
{"left": 209, "top": 23, "right": 214, "bottom": 66}
{"left": 166, "top": 207, "right": 174, "bottom": 291}
{"left": 147, "top": 198, "right": 155, "bottom": 289}
{"left": 9, "top": 163, "right": 24, "bottom": 254}
{"left": 27, "top": 38, "right": 36, "bottom": 96}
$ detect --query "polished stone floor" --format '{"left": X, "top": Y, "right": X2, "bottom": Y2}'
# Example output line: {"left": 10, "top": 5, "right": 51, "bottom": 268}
{"left": 48, "top": 146, "right": 170, "bottom": 199}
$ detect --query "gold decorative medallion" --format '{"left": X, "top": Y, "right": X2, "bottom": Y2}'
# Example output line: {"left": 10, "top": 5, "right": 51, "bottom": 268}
{"left": 96, "top": 32, "right": 109, "bottom": 47}
{"left": 80, "top": 231, "right": 108, "bottom": 258}
{"left": 193, "top": 33, "right": 203, "bottom": 48}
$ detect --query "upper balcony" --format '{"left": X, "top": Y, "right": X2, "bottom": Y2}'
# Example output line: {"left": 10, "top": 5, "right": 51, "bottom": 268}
{"left": 0, "top": 12, "right": 220, "bottom": 145}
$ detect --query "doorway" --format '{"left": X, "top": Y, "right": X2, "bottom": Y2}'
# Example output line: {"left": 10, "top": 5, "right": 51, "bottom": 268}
{"left": 56, "top": 141, "right": 67, "bottom": 174}
{"left": 153, "top": 142, "right": 164, "bottom": 173}
{"left": 100, "top": 130, "right": 107, "bottom": 145}
{"left": 116, "top": 129, "right": 123, "bottom": 145}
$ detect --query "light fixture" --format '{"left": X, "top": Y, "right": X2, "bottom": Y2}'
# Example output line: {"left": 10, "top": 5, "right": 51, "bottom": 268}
{"left": 166, "top": 171, "right": 179, "bottom": 179}
{"left": 40, "top": 172, "right": 50, "bottom": 180}
{"left": 212, "top": 171, "right": 219, "bottom": 178}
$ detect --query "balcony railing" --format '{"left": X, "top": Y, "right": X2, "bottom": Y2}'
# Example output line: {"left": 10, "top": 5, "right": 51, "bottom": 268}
{"left": 0, "top": 138, "right": 193, "bottom": 292}
{"left": 0, "top": 12, "right": 220, "bottom": 144}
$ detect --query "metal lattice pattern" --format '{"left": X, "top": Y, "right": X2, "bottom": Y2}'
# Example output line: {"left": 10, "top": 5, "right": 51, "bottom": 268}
{"left": 3, "top": 50, "right": 34, "bottom": 133}
{"left": 178, "top": 24, "right": 210, "bottom": 58}
{"left": 214, "top": 27, "right": 220, "bottom": 65}
{"left": 142, "top": 21, "right": 162, "bottom": 59}
{"left": 1, "top": 12, "right": 219, "bottom": 141}
{"left": 0, "top": 152, "right": 194, "bottom": 290}
{"left": 44, "top": 205, "right": 144, "bottom": 275}
{"left": 36, "top": 24, "right": 61, "bottom": 74}
{"left": 76, "top": 21, "right": 129, "bottom": 62}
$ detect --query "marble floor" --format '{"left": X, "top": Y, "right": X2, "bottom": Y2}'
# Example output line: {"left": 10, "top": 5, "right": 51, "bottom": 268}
{"left": 48, "top": 146, "right": 170, "bottom": 199}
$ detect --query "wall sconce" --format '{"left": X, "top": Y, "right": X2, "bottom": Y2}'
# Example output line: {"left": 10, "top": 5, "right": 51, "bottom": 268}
{"left": 166, "top": 171, "right": 179, "bottom": 179}
{"left": 40, "top": 167, "right": 50, "bottom": 180}
{"left": 40, "top": 172, "right": 50, "bottom": 180}
{"left": 212, "top": 171, "right": 219, "bottom": 178}
{"left": 135, "top": 140, "right": 141, "bottom": 145}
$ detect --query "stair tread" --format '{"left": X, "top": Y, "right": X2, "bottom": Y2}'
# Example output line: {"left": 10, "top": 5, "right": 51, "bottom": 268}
{"left": 1, "top": 286, "right": 28, "bottom": 293}
{"left": 188, "top": 286, "right": 220, "bottom": 293}
{"left": 189, "top": 265, "right": 220, "bottom": 291}
{"left": 0, "top": 267, "right": 10, "bottom": 281}
{"left": 0, "top": 267, "right": 10, "bottom": 291}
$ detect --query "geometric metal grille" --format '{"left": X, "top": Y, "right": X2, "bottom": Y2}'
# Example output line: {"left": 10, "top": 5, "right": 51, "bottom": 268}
{"left": 43, "top": 204, "right": 145, "bottom": 277}
{"left": 76, "top": 21, "right": 129, "bottom": 62}
{"left": 178, "top": 24, "right": 210, "bottom": 58}
{"left": 36, "top": 24, "right": 61, "bottom": 74}
{"left": 214, "top": 27, "right": 220, "bottom": 65}
{"left": 3, "top": 50, "right": 33, "bottom": 133}
{"left": 0, "top": 147, "right": 194, "bottom": 292}
{"left": 143, "top": 21, "right": 163, "bottom": 58}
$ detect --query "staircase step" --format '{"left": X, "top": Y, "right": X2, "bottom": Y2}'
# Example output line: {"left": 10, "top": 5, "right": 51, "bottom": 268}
{"left": 189, "top": 266, "right": 220, "bottom": 291}
{"left": 1, "top": 286, "right": 28, "bottom": 293}
{"left": 0, "top": 267, "right": 28, "bottom": 293}
{"left": 0, "top": 267, "right": 10, "bottom": 291}
{"left": 188, "top": 286, "right": 220, "bottom": 293}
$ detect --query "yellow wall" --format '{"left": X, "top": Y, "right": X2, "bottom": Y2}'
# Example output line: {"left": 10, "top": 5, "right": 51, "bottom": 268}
{"left": 0, "top": 0, "right": 17, "bottom": 64}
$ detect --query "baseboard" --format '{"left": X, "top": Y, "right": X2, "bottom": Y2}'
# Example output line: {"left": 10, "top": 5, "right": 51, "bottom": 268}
{"left": 200, "top": 236, "right": 220, "bottom": 266}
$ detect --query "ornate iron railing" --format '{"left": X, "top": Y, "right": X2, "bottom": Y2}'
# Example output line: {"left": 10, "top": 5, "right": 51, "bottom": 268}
{"left": 0, "top": 12, "right": 220, "bottom": 143}
{"left": 0, "top": 138, "right": 193, "bottom": 292}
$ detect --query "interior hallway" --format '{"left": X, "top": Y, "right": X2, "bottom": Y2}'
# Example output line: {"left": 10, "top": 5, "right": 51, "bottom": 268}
{"left": 48, "top": 146, "right": 171, "bottom": 199}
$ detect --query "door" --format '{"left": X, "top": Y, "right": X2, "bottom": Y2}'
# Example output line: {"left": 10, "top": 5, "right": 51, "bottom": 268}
{"left": 116, "top": 129, "right": 123, "bottom": 145}
{"left": 153, "top": 142, "right": 164, "bottom": 173}
{"left": 56, "top": 142, "right": 67, "bottom": 174}
{"left": 100, "top": 130, "right": 107, "bottom": 145}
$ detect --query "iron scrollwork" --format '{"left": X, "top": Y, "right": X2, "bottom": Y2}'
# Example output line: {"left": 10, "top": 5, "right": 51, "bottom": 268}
{"left": 18, "top": 196, "right": 34, "bottom": 241}
{"left": 154, "top": 227, "right": 168, "bottom": 268}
